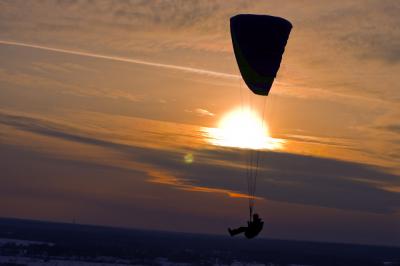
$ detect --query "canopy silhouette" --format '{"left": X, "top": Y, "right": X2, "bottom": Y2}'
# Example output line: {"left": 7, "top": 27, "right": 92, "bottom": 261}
{"left": 230, "top": 14, "right": 292, "bottom": 95}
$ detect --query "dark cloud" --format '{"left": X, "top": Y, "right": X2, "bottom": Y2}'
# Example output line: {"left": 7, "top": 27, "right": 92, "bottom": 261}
{"left": 0, "top": 112, "right": 120, "bottom": 148}
{"left": 173, "top": 149, "right": 400, "bottom": 214}
{"left": 0, "top": 143, "right": 198, "bottom": 232}
{"left": 1, "top": 112, "right": 399, "bottom": 214}
{"left": 382, "top": 124, "right": 400, "bottom": 135}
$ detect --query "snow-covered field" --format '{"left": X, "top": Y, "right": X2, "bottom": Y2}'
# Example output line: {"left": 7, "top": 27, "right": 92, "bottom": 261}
{"left": 0, "top": 255, "right": 133, "bottom": 266}
{"left": 0, "top": 238, "right": 54, "bottom": 246}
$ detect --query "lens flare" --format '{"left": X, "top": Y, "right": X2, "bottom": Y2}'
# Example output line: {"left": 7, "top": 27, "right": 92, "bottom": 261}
{"left": 184, "top": 153, "right": 194, "bottom": 164}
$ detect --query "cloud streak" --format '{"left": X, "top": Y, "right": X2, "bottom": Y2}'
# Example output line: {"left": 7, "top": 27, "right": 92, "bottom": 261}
{"left": 0, "top": 40, "right": 239, "bottom": 79}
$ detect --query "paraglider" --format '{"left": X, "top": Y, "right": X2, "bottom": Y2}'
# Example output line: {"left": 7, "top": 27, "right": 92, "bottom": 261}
{"left": 229, "top": 213, "right": 264, "bottom": 239}
{"left": 228, "top": 14, "right": 292, "bottom": 238}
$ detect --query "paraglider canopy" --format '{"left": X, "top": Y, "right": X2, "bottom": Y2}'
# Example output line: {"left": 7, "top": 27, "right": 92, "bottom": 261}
{"left": 230, "top": 14, "right": 292, "bottom": 95}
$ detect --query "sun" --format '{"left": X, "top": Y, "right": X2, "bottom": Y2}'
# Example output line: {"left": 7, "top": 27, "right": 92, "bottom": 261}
{"left": 203, "top": 107, "right": 284, "bottom": 150}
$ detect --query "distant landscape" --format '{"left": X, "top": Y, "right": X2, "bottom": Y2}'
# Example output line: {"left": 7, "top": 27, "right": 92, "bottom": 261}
{"left": 0, "top": 218, "right": 399, "bottom": 266}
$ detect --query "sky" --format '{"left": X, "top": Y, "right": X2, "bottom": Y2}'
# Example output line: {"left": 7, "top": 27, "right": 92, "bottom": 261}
{"left": 0, "top": 0, "right": 399, "bottom": 246}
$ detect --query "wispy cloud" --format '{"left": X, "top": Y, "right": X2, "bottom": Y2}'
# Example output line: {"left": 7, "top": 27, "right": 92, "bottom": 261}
{"left": 0, "top": 65, "right": 141, "bottom": 103}
{"left": 195, "top": 108, "right": 215, "bottom": 117}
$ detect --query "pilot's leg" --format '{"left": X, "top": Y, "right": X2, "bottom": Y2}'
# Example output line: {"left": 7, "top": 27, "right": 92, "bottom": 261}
{"left": 228, "top": 227, "right": 247, "bottom": 236}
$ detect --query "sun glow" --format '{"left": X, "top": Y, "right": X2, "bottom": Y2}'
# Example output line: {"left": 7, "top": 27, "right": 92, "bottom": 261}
{"left": 203, "top": 107, "right": 284, "bottom": 150}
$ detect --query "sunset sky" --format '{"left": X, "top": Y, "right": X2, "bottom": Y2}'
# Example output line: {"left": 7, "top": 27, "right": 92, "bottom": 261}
{"left": 0, "top": 1, "right": 399, "bottom": 246}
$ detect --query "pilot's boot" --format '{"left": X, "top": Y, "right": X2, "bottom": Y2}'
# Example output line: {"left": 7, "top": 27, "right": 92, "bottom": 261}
{"left": 228, "top": 227, "right": 246, "bottom": 236}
